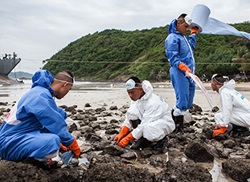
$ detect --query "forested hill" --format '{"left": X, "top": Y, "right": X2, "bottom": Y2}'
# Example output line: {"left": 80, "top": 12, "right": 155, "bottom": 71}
{"left": 43, "top": 22, "right": 250, "bottom": 81}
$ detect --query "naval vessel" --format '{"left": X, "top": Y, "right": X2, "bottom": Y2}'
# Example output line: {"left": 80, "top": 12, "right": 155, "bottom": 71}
{"left": 0, "top": 52, "right": 21, "bottom": 75}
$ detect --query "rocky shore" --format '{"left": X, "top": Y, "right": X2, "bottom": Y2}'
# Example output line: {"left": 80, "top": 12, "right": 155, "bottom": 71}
{"left": 0, "top": 100, "right": 250, "bottom": 182}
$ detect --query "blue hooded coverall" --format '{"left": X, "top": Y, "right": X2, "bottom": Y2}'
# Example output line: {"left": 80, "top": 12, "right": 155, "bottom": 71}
{"left": 165, "top": 19, "right": 197, "bottom": 112}
{"left": 0, "top": 70, "right": 74, "bottom": 161}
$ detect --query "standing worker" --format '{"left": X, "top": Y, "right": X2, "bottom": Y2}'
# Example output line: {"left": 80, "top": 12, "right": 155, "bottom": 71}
{"left": 165, "top": 13, "right": 199, "bottom": 132}
{"left": 211, "top": 74, "right": 250, "bottom": 138}
{"left": 0, "top": 70, "right": 81, "bottom": 167}
{"left": 114, "top": 76, "right": 175, "bottom": 152}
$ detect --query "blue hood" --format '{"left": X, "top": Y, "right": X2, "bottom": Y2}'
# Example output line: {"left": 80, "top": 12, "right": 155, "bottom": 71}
{"left": 168, "top": 19, "right": 177, "bottom": 34}
{"left": 31, "top": 70, "right": 54, "bottom": 95}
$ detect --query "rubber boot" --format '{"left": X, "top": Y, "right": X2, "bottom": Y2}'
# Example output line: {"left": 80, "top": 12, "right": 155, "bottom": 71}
{"left": 231, "top": 124, "right": 250, "bottom": 137}
{"left": 175, "top": 115, "right": 184, "bottom": 133}
{"left": 130, "top": 137, "right": 152, "bottom": 150}
{"left": 171, "top": 109, "right": 184, "bottom": 133}
{"left": 153, "top": 136, "right": 168, "bottom": 153}
{"left": 171, "top": 109, "right": 176, "bottom": 122}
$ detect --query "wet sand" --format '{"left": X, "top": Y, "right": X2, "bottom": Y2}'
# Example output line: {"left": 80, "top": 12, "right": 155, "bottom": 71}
{"left": 1, "top": 80, "right": 250, "bottom": 111}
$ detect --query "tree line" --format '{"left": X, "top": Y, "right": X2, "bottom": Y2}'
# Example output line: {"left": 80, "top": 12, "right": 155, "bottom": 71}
{"left": 43, "top": 22, "right": 250, "bottom": 82}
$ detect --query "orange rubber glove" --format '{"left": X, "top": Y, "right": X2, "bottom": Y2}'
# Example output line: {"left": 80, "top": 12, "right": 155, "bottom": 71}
{"left": 60, "top": 143, "right": 68, "bottom": 153}
{"left": 114, "top": 126, "right": 130, "bottom": 143}
{"left": 190, "top": 27, "right": 199, "bottom": 34}
{"left": 117, "top": 132, "right": 134, "bottom": 148}
{"left": 214, "top": 125, "right": 219, "bottom": 130}
{"left": 212, "top": 126, "right": 227, "bottom": 138}
{"left": 68, "top": 138, "right": 81, "bottom": 158}
{"left": 178, "top": 62, "right": 192, "bottom": 73}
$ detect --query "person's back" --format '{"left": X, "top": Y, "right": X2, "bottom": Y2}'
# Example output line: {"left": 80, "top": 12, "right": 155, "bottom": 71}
{"left": 220, "top": 79, "right": 250, "bottom": 114}
{"left": 0, "top": 70, "right": 80, "bottom": 164}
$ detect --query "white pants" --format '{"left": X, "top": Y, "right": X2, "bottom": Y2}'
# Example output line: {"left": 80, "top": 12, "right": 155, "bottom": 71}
{"left": 215, "top": 113, "right": 250, "bottom": 128}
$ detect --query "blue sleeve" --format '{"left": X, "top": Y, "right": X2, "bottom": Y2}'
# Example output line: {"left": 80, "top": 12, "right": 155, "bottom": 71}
{"left": 57, "top": 107, "right": 68, "bottom": 119}
{"left": 30, "top": 92, "right": 74, "bottom": 146}
{"left": 188, "top": 34, "right": 197, "bottom": 50}
{"left": 165, "top": 34, "right": 181, "bottom": 68}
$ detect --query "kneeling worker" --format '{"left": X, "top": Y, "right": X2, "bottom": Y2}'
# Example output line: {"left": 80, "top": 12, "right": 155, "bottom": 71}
{"left": 211, "top": 74, "right": 250, "bottom": 138}
{"left": 0, "top": 70, "right": 81, "bottom": 167}
{"left": 114, "top": 76, "right": 175, "bottom": 152}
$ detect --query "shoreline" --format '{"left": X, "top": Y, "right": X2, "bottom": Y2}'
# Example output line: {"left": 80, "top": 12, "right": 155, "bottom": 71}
{"left": 1, "top": 80, "right": 250, "bottom": 112}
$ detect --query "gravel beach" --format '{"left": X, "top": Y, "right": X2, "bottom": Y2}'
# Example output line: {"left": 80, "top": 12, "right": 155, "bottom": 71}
{"left": 0, "top": 80, "right": 250, "bottom": 182}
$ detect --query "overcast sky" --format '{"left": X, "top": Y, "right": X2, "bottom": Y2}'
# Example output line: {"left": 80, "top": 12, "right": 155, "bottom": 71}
{"left": 1, "top": 0, "right": 249, "bottom": 74}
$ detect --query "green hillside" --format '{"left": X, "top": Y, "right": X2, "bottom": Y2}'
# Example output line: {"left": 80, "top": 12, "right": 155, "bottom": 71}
{"left": 43, "top": 22, "right": 250, "bottom": 81}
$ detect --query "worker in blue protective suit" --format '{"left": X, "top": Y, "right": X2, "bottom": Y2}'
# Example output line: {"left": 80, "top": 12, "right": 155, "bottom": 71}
{"left": 165, "top": 13, "right": 199, "bottom": 133}
{"left": 114, "top": 76, "right": 175, "bottom": 153}
{"left": 0, "top": 70, "right": 80, "bottom": 165}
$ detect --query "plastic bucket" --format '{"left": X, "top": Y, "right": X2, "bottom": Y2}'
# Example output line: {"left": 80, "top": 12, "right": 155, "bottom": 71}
{"left": 190, "top": 4, "right": 211, "bottom": 32}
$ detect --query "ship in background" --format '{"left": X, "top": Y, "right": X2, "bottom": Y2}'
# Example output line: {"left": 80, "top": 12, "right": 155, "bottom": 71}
{"left": 0, "top": 52, "right": 21, "bottom": 75}
{"left": 0, "top": 52, "right": 21, "bottom": 85}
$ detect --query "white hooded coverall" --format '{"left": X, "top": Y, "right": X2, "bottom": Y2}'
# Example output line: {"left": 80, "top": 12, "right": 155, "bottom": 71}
{"left": 122, "top": 80, "right": 175, "bottom": 141}
{"left": 215, "top": 79, "right": 250, "bottom": 128}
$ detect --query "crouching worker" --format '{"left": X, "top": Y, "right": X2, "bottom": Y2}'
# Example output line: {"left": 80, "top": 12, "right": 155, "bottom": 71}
{"left": 114, "top": 76, "right": 175, "bottom": 152}
{"left": 0, "top": 70, "right": 81, "bottom": 167}
{"left": 211, "top": 74, "right": 250, "bottom": 138}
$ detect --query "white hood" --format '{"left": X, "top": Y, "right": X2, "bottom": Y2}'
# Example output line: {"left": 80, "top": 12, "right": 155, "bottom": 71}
{"left": 219, "top": 79, "right": 235, "bottom": 93}
{"left": 141, "top": 80, "right": 153, "bottom": 100}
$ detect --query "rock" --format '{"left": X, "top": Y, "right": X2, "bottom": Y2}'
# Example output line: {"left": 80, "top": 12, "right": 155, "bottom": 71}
{"left": 0, "top": 160, "right": 80, "bottom": 182}
{"left": 110, "top": 119, "right": 119, "bottom": 123}
{"left": 120, "top": 151, "right": 137, "bottom": 160}
{"left": 102, "top": 144, "right": 124, "bottom": 156}
{"left": 149, "top": 155, "right": 166, "bottom": 168}
{"left": 189, "top": 103, "right": 203, "bottom": 113}
{"left": 140, "top": 148, "right": 153, "bottom": 158}
{"left": 88, "top": 116, "right": 97, "bottom": 122}
{"left": 75, "top": 114, "right": 85, "bottom": 120}
{"left": 105, "top": 129, "right": 118, "bottom": 135}
{"left": 246, "top": 151, "right": 250, "bottom": 159}
{"left": 81, "top": 162, "right": 155, "bottom": 182}
{"left": 85, "top": 103, "right": 91, "bottom": 107}
{"left": 222, "top": 158, "right": 250, "bottom": 181}
{"left": 206, "top": 144, "right": 220, "bottom": 158}
{"left": 184, "top": 140, "right": 214, "bottom": 162}
{"left": 212, "top": 106, "right": 219, "bottom": 112}
{"left": 0, "top": 102, "right": 8, "bottom": 106}
{"left": 109, "top": 106, "right": 118, "bottom": 110}
{"left": 223, "top": 139, "right": 236, "bottom": 148}
{"left": 68, "top": 123, "right": 78, "bottom": 133}
{"left": 100, "top": 111, "right": 112, "bottom": 117}
{"left": 156, "top": 160, "right": 212, "bottom": 182}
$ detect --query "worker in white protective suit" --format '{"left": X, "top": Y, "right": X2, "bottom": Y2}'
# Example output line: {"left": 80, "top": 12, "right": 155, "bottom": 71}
{"left": 114, "top": 76, "right": 175, "bottom": 152}
{"left": 211, "top": 74, "right": 250, "bottom": 138}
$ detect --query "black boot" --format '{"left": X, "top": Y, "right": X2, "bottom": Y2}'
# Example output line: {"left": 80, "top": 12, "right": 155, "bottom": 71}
{"left": 171, "top": 109, "right": 184, "bottom": 133}
{"left": 230, "top": 124, "right": 250, "bottom": 137}
{"left": 153, "top": 136, "right": 168, "bottom": 153}
{"left": 130, "top": 137, "right": 152, "bottom": 150}
{"left": 175, "top": 115, "right": 184, "bottom": 133}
